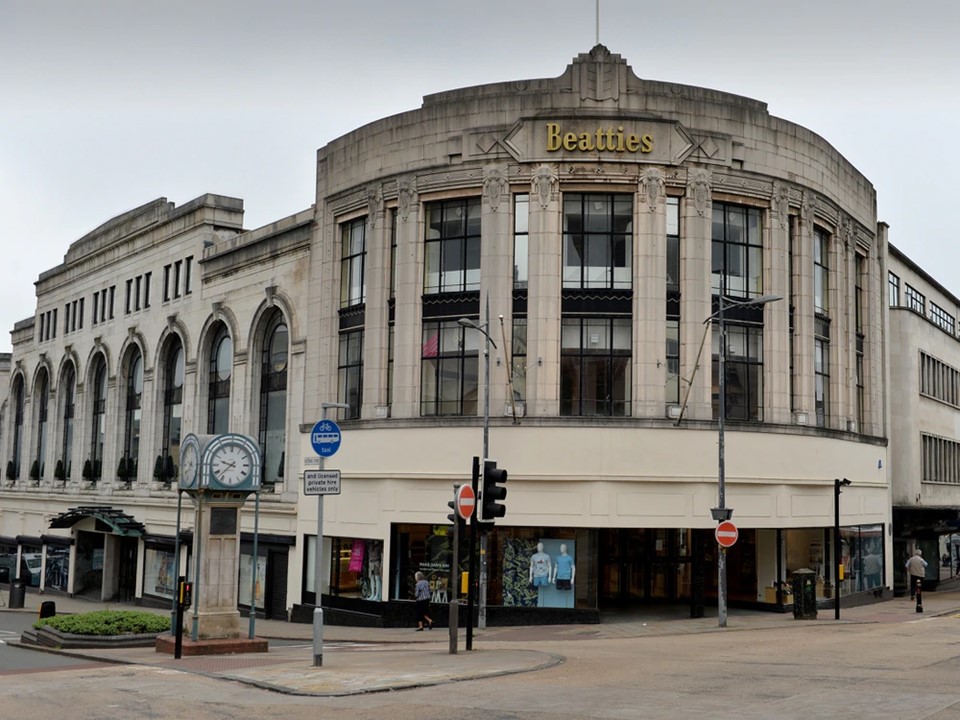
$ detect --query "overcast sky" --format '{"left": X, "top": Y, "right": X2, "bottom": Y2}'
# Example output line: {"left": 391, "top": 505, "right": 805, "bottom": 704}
{"left": 1, "top": 0, "right": 958, "bottom": 352}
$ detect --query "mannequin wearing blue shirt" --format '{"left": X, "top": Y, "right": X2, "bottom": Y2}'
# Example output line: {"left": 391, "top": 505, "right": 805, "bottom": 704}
{"left": 552, "top": 544, "right": 575, "bottom": 590}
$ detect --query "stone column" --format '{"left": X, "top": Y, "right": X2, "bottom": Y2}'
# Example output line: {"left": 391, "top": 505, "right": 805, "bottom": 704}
{"left": 480, "top": 165, "right": 513, "bottom": 415}
{"left": 792, "top": 192, "right": 817, "bottom": 426}
{"left": 525, "top": 165, "right": 561, "bottom": 417}
{"left": 868, "top": 224, "right": 888, "bottom": 438}
{"left": 679, "top": 169, "right": 713, "bottom": 421}
{"left": 635, "top": 168, "right": 666, "bottom": 418}
{"left": 362, "top": 185, "right": 389, "bottom": 418}
{"left": 390, "top": 178, "right": 422, "bottom": 419}
{"left": 303, "top": 159, "right": 332, "bottom": 424}
{"left": 766, "top": 183, "right": 793, "bottom": 425}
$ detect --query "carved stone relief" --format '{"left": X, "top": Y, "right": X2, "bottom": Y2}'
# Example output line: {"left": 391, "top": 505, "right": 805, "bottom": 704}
{"left": 640, "top": 167, "right": 664, "bottom": 212}
{"left": 688, "top": 169, "right": 711, "bottom": 217}
{"left": 800, "top": 191, "right": 816, "bottom": 227}
{"left": 367, "top": 184, "right": 383, "bottom": 228}
{"left": 397, "top": 179, "right": 417, "bottom": 222}
{"left": 533, "top": 165, "right": 558, "bottom": 209}
{"left": 483, "top": 167, "right": 509, "bottom": 211}
{"left": 773, "top": 182, "right": 791, "bottom": 230}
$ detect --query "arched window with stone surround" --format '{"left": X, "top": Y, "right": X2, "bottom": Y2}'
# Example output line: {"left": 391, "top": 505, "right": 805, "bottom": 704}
{"left": 124, "top": 347, "right": 143, "bottom": 480}
{"left": 258, "top": 309, "right": 287, "bottom": 485}
{"left": 162, "top": 339, "right": 184, "bottom": 481}
{"left": 34, "top": 367, "right": 49, "bottom": 480}
{"left": 207, "top": 324, "right": 232, "bottom": 434}
{"left": 89, "top": 355, "right": 107, "bottom": 481}
{"left": 10, "top": 375, "right": 24, "bottom": 479}
{"left": 60, "top": 363, "right": 75, "bottom": 480}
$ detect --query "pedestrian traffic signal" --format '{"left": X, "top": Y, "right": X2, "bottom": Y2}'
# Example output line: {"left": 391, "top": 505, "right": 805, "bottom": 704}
{"left": 481, "top": 459, "right": 507, "bottom": 522}
{"left": 178, "top": 579, "right": 193, "bottom": 608}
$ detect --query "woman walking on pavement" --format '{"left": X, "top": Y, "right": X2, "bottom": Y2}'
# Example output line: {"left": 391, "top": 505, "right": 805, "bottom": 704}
{"left": 414, "top": 571, "right": 433, "bottom": 631}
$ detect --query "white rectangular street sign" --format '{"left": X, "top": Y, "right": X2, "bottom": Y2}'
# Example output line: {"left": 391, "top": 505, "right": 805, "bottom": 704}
{"left": 304, "top": 456, "right": 321, "bottom": 466}
{"left": 304, "top": 470, "right": 342, "bottom": 496}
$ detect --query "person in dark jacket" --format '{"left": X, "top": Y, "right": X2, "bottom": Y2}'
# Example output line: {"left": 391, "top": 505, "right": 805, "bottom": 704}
{"left": 414, "top": 571, "right": 433, "bottom": 631}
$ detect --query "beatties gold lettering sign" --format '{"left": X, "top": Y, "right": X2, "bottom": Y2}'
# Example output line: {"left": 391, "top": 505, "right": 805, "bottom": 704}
{"left": 546, "top": 122, "right": 653, "bottom": 154}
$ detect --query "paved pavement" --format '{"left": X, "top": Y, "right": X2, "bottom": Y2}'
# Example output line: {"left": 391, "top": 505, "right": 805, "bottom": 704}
{"left": 4, "top": 587, "right": 960, "bottom": 697}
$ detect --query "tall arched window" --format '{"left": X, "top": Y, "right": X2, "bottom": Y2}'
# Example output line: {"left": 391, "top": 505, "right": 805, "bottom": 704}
{"left": 259, "top": 311, "right": 287, "bottom": 485}
{"left": 10, "top": 376, "right": 24, "bottom": 479}
{"left": 90, "top": 356, "right": 107, "bottom": 481}
{"left": 61, "top": 363, "right": 75, "bottom": 479}
{"left": 124, "top": 348, "right": 143, "bottom": 480}
{"left": 35, "top": 368, "right": 48, "bottom": 480}
{"left": 208, "top": 324, "right": 232, "bottom": 434}
{"left": 162, "top": 341, "right": 184, "bottom": 481}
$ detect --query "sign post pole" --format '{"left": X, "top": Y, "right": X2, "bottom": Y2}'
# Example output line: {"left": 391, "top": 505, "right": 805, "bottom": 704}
{"left": 449, "top": 485, "right": 460, "bottom": 655}
{"left": 312, "top": 403, "right": 348, "bottom": 668}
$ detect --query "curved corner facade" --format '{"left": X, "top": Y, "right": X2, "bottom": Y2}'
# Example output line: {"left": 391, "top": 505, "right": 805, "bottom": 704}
{"left": 308, "top": 46, "right": 890, "bottom": 616}
{"left": 1, "top": 46, "right": 891, "bottom": 621}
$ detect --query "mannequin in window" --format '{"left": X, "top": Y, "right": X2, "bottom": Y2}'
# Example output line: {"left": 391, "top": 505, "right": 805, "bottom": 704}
{"left": 367, "top": 543, "right": 382, "bottom": 601}
{"left": 529, "top": 542, "right": 552, "bottom": 586}
{"left": 552, "top": 543, "right": 575, "bottom": 590}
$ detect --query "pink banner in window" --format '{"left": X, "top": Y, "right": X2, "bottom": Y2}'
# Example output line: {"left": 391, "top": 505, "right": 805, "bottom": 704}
{"left": 348, "top": 540, "right": 365, "bottom": 573}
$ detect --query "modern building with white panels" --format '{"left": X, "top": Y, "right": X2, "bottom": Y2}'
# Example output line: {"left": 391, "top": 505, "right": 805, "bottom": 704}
{"left": 1, "top": 47, "right": 894, "bottom": 622}
{"left": 886, "top": 245, "right": 960, "bottom": 590}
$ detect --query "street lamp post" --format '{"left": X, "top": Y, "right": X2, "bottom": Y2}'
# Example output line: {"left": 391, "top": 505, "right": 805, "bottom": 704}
{"left": 834, "top": 477, "right": 851, "bottom": 620}
{"left": 710, "top": 290, "right": 782, "bottom": 628}
{"left": 458, "top": 295, "right": 497, "bottom": 634}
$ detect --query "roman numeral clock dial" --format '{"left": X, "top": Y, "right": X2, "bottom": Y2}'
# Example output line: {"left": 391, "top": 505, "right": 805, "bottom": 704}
{"left": 210, "top": 443, "right": 253, "bottom": 488}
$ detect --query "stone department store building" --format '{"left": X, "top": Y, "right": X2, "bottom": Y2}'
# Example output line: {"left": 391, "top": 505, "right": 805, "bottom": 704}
{"left": 1, "top": 47, "right": 917, "bottom": 622}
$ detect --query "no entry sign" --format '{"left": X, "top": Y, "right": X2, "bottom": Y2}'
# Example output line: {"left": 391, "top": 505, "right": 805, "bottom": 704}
{"left": 455, "top": 484, "right": 476, "bottom": 520}
{"left": 715, "top": 520, "right": 739, "bottom": 548}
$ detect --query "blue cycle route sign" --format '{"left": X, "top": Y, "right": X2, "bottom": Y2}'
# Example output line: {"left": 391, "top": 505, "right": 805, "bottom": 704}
{"left": 311, "top": 419, "right": 342, "bottom": 457}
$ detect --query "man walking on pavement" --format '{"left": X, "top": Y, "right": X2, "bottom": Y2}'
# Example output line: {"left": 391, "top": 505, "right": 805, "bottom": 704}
{"left": 905, "top": 548, "right": 927, "bottom": 600}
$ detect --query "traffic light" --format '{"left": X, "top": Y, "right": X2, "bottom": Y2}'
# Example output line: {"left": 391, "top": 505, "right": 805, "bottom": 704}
{"left": 447, "top": 497, "right": 465, "bottom": 529}
{"left": 481, "top": 459, "right": 507, "bottom": 522}
{"left": 178, "top": 579, "right": 193, "bottom": 609}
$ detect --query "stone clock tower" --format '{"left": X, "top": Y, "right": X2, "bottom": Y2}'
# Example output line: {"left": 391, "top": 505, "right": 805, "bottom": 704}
{"left": 178, "top": 432, "right": 262, "bottom": 641}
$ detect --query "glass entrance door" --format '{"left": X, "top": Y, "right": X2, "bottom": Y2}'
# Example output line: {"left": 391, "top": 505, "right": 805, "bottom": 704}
{"left": 599, "top": 529, "right": 693, "bottom": 606}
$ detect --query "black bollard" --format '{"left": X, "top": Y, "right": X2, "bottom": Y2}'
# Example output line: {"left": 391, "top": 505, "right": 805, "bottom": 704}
{"left": 915, "top": 578, "right": 923, "bottom": 613}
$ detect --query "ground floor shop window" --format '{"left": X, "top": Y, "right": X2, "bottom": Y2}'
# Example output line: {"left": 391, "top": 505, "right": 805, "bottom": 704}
{"left": 390, "top": 524, "right": 598, "bottom": 610}
{"left": 44, "top": 545, "right": 70, "bottom": 591}
{"left": 840, "top": 524, "right": 884, "bottom": 594}
{"left": 20, "top": 544, "right": 42, "bottom": 587}
{"left": 502, "top": 537, "right": 578, "bottom": 608}
{"left": 782, "top": 525, "right": 885, "bottom": 602}
{"left": 391, "top": 525, "right": 456, "bottom": 603}
{"left": 329, "top": 537, "right": 384, "bottom": 601}
{"left": 144, "top": 547, "right": 177, "bottom": 600}
{"left": 239, "top": 552, "right": 266, "bottom": 609}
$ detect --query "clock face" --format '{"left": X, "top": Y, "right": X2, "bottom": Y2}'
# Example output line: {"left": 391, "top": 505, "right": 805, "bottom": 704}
{"left": 180, "top": 442, "right": 199, "bottom": 488}
{"left": 210, "top": 443, "right": 253, "bottom": 487}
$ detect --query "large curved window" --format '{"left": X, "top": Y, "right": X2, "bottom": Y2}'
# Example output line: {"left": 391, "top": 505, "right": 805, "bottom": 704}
{"left": 563, "top": 193, "right": 633, "bottom": 290}
{"left": 34, "top": 368, "right": 48, "bottom": 480}
{"left": 90, "top": 356, "right": 107, "bottom": 481}
{"left": 10, "top": 376, "right": 24, "bottom": 479}
{"left": 420, "top": 320, "right": 477, "bottom": 416}
{"left": 259, "top": 311, "right": 287, "bottom": 485}
{"left": 208, "top": 325, "right": 232, "bottom": 434}
{"left": 162, "top": 342, "right": 184, "bottom": 482}
{"left": 124, "top": 349, "right": 143, "bottom": 480}
{"left": 560, "top": 317, "right": 631, "bottom": 417}
{"left": 60, "top": 364, "right": 75, "bottom": 480}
